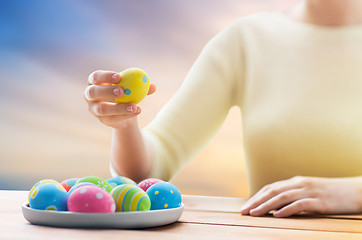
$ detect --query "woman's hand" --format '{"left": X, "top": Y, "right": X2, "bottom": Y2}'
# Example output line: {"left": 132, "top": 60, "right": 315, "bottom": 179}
{"left": 240, "top": 176, "right": 362, "bottom": 218}
{"left": 84, "top": 70, "right": 156, "bottom": 128}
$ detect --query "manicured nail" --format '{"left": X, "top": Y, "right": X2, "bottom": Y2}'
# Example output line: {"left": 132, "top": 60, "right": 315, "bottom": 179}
{"left": 126, "top": 105, "right": 134, "bottom": 112}
{"left": 113, "top": 88, "right": 121, "bottom": 96}
{"left": 112, "top": 73, "right": 120, "bottom": 83}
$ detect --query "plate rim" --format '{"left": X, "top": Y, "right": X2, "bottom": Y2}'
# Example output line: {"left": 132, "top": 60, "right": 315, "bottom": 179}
{"left": 22, "top": 202, "right": 184, "bottom": 229}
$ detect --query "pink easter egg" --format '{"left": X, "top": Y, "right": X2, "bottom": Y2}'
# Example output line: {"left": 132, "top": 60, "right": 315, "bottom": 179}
{"left": 138, "top": 178, "right": 164, "bottom": 192}
{"left": 68, "top": 186, "right": 116, "bottom": 213}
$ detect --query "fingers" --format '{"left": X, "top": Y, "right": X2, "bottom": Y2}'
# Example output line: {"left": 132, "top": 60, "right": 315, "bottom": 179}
{"left": 241, "top": 179, "right": 303, "bottom": 215}
{"left": 88, "top": 102, "right": 140, "bottom": 117}
{"left": 97, "top": 115, "right": 140, "bottom": 127}
{"left": 87, "top": 71, "right": 156, "bottom": 100}
{"left": 273, "top": 198, "right": 319, "bottom": 218}
{"left": 88, "top": 70, "right": 121, "bottom": 85}
{"left": 85, "top": 85, "right": 124, "bottom": 102}
{"left": 247, "top": 189, "right": 304, "bottom": 217}
{"left": 148, "top": 83, "right": 157, "bottom": 95}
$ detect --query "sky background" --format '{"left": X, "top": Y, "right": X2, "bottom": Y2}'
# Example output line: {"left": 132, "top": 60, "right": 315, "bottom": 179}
{"left": 0, "top": 0, "right": 299, "bottom": 197}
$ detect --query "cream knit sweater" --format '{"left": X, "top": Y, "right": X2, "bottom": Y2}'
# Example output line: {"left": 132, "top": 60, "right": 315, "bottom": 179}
{"left": 112, "top": 12, "right": 362, "bottom": 195}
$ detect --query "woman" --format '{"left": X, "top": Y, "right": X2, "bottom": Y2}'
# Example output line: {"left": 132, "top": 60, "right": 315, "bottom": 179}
{"left": 84, "top": 0, "right": 362, "bottom": 217}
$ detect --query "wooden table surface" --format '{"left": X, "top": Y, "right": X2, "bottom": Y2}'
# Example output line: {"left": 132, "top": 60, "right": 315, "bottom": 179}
{"left": 1, "top": 190, "right": 362, "bottom": 240}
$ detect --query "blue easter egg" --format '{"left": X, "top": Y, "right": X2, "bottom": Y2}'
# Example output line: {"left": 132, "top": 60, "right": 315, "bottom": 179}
{"left": 106, "top": 176, "right": 137, "bottom": 188}
{"left": 29, "top": 182, "right": 68, "bottom": 211}
{"left": 146, "top": 182, "right": 182, "bottom": 210}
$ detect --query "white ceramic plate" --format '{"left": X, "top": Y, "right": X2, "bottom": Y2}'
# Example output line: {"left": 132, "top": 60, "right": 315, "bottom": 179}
{"left": 22, "top": 202, "right": 184, "bottom": 229}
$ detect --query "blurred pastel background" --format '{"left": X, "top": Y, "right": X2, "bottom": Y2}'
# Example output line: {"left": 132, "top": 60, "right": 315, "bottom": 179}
{"left": 0, "top": 0, "right": 298, "bottom": 197}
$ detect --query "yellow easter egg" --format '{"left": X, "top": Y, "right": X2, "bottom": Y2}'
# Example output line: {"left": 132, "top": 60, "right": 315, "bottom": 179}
{"left": 114, "top": 68, "right": 150, "bottom": 104}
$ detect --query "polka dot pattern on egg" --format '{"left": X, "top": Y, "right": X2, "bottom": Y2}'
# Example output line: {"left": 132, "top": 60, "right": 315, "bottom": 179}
{"left": 124, "top": 88, "right": 131, "bottom": 95}
{"left": 96, "top": 193, "right": 103, "bottom": 199}
{"left": 146, "top": 182, "right": 182, "bottom": 210}
{"left": 67, "top": 182, "right": 96, "bottom": 196}
{"left": 28, "top": 179, "right": 62, "bottom": 202}
{"left": 29, "top": 182, "right": 68, "bottom": 211}
{"left": 27, "top": 176, "right": 183, "bottom": 215}
{"left": 67, "top": 186, "right": 115, "bottom": 213}
{"left": 114, "top": 68, "right": 151, "bottom": 104}
{"left": 142, "top": 75, "right": 148, "bottom": 83}
{"left": 138, "top": 178, "right": 164, "bottom": 192}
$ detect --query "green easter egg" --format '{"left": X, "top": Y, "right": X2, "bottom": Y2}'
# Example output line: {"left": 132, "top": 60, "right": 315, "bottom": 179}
{"left": 110, "top": 184, "right": 151, "bottom": 212}
{"left": 76, "top": 176, "right": 113, "bottom": 193}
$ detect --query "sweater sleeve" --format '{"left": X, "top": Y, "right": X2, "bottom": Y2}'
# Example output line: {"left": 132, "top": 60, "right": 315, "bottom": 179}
{"left": 143, "top": 20, "right": 244, "bottom": 180}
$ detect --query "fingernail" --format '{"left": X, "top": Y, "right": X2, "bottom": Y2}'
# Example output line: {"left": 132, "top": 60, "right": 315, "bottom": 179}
{"left": 273, "top": 211, "right": 282, "bottom": 218}
{"left": 113, "top": 88, "right": 122, "bottom": 97}
{"left": 249, "top": 209, "right": 259, "bottom": 216}
{"left": 112, "top": 73, "right": 120, "bottom": 83}
{"left": 240, "top": 203, "right": 249, "bottom": 211}
{"left": 126, "top": 105, "right": 135, "bottom": 112}
{"left": 240, "top": 208, "right": 248, "bottom": 215}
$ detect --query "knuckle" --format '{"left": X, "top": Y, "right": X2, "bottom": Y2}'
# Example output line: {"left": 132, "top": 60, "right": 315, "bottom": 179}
{"left": 97, "top": 105, "right": 104, "bottom": 115}
{"left": 292, "top": 176, "right": 311, "bottom": 186}
{"left": 302, "top": 179, "right": 313, "bottom": 188}
{"left": 298, "top": 199, "right": 315, "bottom": 211}
{"left": 278, "top": 193, "right": 290, "bottom": 201}
{"left": 93, "top": 104, "right": 103, "bottom": 116}
{"left": 267, "top": 188, "right": 279, "bottom": 196}
{"left": 292, "top": 176, "right": 303, "bottom": 182}
{"left": 296, "top": 200, "right": 307, "bottom": 210}
{"left": 261, "top": 184, "right": 272, "bottom": 192}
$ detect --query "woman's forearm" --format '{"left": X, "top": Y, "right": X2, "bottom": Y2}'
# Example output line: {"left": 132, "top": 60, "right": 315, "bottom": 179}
{"left": 110, "top": 118, "right": 153, "bottom": 182}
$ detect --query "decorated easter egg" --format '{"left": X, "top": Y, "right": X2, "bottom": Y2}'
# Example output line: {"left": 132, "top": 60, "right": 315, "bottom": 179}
{"left": 76, "top": 176, "right": 113, "bottom": 193}
{"left": 29, "top": 182, "right": 68, "bottom": 211}
{"left": 28, "top": 179, "right": 62, "bottom": 202}
{"left": 106, "top": 176, "right": 137, "bottom": 188}
{"left": 114, "top": 68, "right": 150, "bottom": 104}
{"left": 68, "top": 186, "right": 116, "bottom": 213}
{"left": 146, "top": 182, "right": 182, "bottom": 210}
{"left": 138, "top": 178, "right": 164, "bottom": 192}
{"left": 61, "top": 178, "right": 80, "bottom": 192}
{"left": 68, "top": 182, "right": 96, "bottom": 196}
{"left": 110, "top": 184, "right": 151, "bottom": 212}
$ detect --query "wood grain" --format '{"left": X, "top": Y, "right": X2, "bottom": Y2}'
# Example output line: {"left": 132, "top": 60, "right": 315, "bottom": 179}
{"left": 182, "top": 194, "right": 362, "bottom": 219}
{"left": 1, "top": 191, "right": 362, "bottom": 240}
{"left": 180, "top": 210, "right": 362, "bottom": 234}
